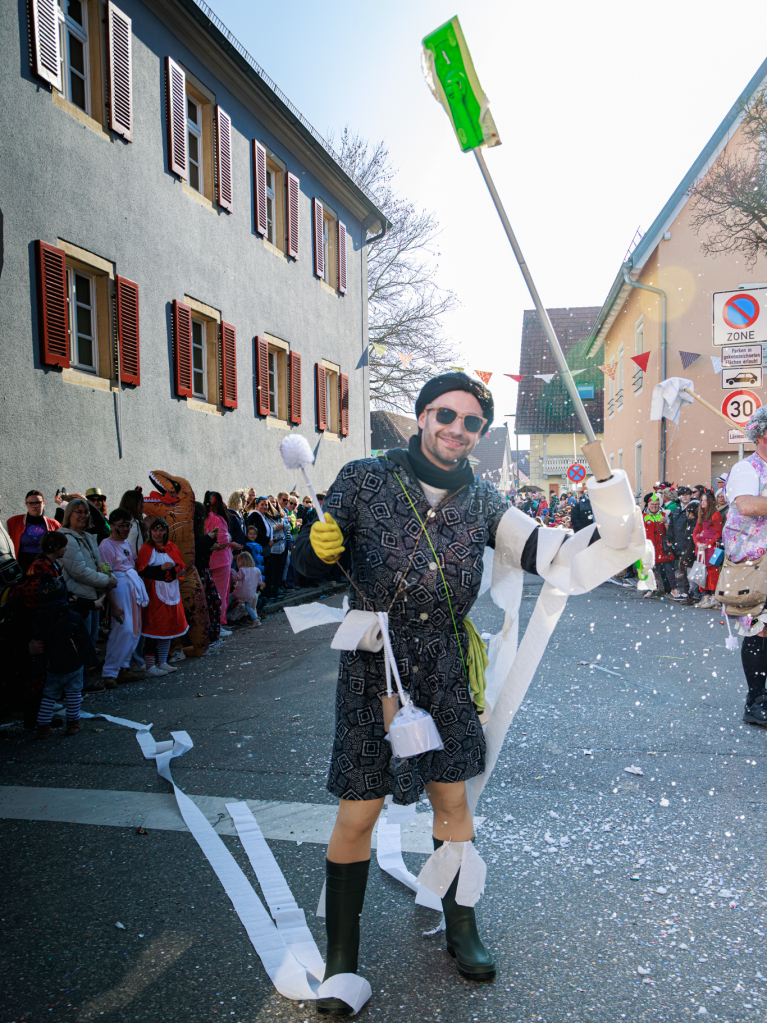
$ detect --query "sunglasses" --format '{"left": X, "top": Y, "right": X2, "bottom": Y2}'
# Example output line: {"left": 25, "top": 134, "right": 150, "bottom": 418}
{"left": 424, "top": 405, "right": 487, "bottom": 434}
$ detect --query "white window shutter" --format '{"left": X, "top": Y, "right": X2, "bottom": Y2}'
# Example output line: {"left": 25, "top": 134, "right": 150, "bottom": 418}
{"left": 29, "top": 0, "right": 62, "bottom": 90}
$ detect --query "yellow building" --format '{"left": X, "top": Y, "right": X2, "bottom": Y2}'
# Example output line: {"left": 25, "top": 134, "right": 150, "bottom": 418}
{"left": 585, "top": 59, "right": 767, "bottom": 492}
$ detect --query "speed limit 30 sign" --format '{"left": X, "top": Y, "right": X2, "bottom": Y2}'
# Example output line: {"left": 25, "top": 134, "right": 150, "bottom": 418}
{"left": 721, "top": 389, "right": 762, "bottom": 425}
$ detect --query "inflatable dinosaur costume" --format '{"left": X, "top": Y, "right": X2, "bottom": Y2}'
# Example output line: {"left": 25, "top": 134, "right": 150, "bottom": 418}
{"left": 143, "top": 471, "right": 209, "bottom": 657}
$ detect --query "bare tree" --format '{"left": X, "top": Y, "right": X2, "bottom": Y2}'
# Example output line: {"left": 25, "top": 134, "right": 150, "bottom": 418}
{"left": 333, "top": 128, "right": 459, "bottom": 412}
{"left": 688, "top": 92, "right": 767, "bottom": 266}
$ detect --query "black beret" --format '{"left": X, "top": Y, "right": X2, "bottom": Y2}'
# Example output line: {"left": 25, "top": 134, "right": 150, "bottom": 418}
{"left": 415, "top": 372, "right": 494, "bottom": 435}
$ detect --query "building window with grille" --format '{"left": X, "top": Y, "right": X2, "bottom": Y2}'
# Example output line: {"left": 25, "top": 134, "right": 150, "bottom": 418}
{"left": 265, "top": 166, "right": 276, "bottom": 246}
{"left": 268, "top": 348, "right": 279, "bottom": 416}
{"left": 66, "top": 267, "right": 97, "bottom": 373}
{"left": 616, "top": 344, "right": 624, "bottom": 411}
{"left": 58, "top": 0, "right": 90, "bottom": 113}
{"left": 191, "top": 317, "right": 207, "bottom": 399}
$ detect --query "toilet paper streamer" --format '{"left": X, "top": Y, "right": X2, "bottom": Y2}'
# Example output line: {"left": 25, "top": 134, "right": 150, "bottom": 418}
{"left": 79, "top": 711, "right": 371, "bottom": 1015}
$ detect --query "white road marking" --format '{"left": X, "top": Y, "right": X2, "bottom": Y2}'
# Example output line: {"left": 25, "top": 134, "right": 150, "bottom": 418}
{"left": 0, "top": 786, "right": 434, "bottom": 853}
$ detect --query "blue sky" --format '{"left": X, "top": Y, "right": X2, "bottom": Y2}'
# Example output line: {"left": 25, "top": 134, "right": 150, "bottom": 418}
{"left": 208, "top": 0, "right": 767, "bottom": 442}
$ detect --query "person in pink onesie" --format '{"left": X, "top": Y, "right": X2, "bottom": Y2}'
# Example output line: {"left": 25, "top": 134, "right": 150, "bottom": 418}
{"left": 98, "top": 508, "right": 149, "bottom": 683}
{"left": 204, "top": 491, "right": 241, "bottom": 628}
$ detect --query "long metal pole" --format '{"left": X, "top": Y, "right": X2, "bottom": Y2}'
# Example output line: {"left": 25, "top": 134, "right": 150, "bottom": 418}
{"left": 474, "top": 148, "right": 596, "bottom": 445}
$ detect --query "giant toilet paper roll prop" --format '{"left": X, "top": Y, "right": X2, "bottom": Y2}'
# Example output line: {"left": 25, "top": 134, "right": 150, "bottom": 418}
{"left": 586, "top": 469, "right": 636, "bottom": 549}
{"left": 331, "top": 610, "right": 384, "bottom": 652}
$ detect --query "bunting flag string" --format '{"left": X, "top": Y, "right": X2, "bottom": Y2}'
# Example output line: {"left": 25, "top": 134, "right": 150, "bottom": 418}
{"left": 598, "top": 363, "right": 618, "bottom": 381}
{"left": 474, "top": 370, "right": 492, "bottom": 384}
{"left": 534, "top": 373, "right": 556, "bottom": 384}
{"left": 631, "top": 352, "right": 651, "bottom": 373}
{"left": 398, "top": 352, "right": 414, "bottom": 368}
{"left": 679, "top": 351, "right": 701, "bottom": 370}
{"left": 711, "top": 356, "right": 722, "bottom": 373}
{"left": 504, "top": 374, "right": 523, "bottom": 383}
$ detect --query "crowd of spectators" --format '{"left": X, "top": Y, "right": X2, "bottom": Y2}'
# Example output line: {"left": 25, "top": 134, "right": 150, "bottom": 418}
{"left": 0, "top": 484, "right": 321, "bottom": 738}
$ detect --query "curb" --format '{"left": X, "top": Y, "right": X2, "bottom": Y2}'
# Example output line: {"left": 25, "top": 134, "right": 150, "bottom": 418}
{"left": 261, "top": 581, "right": 348, "bottom": 617}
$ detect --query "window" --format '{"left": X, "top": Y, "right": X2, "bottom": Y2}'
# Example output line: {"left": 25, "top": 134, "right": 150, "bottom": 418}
{"left": 252, "top": 142, "right": 285, "bottom": 251}
{"left": 313, "top": 198, "right": 339, "bottom": 289}
{"left": 266, "top": 166, "right": 276, "bottom": 245}
{"left": 187, "top": 95, "right": 202, "bottom": 192}
{"left": 635, "top": 441, "right": 642, "bottom": 496}
{"left": 608, "top": 366, "right": 615, "bottom": 418}
{"left": 191, "top": 317, "right": 206, "bottom": 398}
{"left": 58, "top": 0, "right": 89, "bottom": 112}
{"left": 618, "top": 448, "right": 623, "bottom": 470}
{"left": 67, "top": 267, "right": 96, "bottom": 372}
{"left": 318, "top": 359, "right": 347, "bottom": 435}
{"left": 633, "top": 316, "right": 644, "bottom": 393}
{"left": 323, "top": 208, "right": 337, "bottom": 288}
{"left": 35, "top": 240, "right": 139, "bottom": 383}
{"left": 609, "top": 452, "right": 614, "bottom": 471}
{"left": 616, "top": 344, "right": 624, "bottom": 411}
{"left": 577, "top": 384, "right": 594, "bottom": 400}
{"left": 268, "top": 349, "right": 279, "bottom": 416}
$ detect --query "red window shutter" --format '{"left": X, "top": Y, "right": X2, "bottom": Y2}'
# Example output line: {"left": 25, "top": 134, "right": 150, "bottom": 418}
{"left": 286, "top": 172, "right": 300, "bottom": 259}
{"left": 172, "top": 299, "right": 193, "bottom": 397}
{"left": 107, "top": 2, "right": 133, "bottom": 141}
{"left": 115, "top": 275, "right": 140, "bottom": 385}
{"left": 315, "top": 363, "right": 327, "bottom": 431}
{"left": 252, "top": 140, "right": 267, "bottom": 235}
{"left": 289, "top": 351, "right": 302, "bottom": 424}
{"left": 220, "top": 321, "right": 237, "bottom": 408}
{"left": 216, "top": 106, "right": 233, "bottom": 212}
{"left": 29, "top": 0, "right": 62, "bottom": 89}
{"left": 339, "top": 373, "right": 349, "bottom": 436}
{"left": 35, "top": 241, "right": 69, "bottom": 368}
{"left": 337, "top": 220, "right": 347, "bottom": 294}
{"left": 255, "top": 336, "right": 270, "bottom": 416}
{"left": 166, "top": 57, "right": 186, "bottom": 179}
{"left": 313, "top": 198, "right": 324, "bottom": 278}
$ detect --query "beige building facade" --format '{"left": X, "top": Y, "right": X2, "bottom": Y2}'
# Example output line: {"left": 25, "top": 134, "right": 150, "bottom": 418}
{"left": 585, "top": 59, "right": 767, "bottom": 494}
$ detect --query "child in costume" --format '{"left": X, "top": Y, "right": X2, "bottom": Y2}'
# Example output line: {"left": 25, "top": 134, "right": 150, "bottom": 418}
{"left": 229, "top": 551, "right": 264, "bottom": 624}
{"left": 137, "top": 517, "right": 187, "bottom": 676}
{"left": 643, "top": 494, "right": 674, "bottom": 593}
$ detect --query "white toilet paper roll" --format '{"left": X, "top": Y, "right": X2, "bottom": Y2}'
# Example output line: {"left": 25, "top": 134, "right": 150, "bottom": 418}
{"left": 330, "top": 610, "right": 384, "bottom": 652}
{"left": 586, "top": 469, "right": 636, "bottom": 549}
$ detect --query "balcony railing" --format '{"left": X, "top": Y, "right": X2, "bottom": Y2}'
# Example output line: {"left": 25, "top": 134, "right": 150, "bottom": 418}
{"left": 543, "top": 456, "right": 589, "bottom": 474}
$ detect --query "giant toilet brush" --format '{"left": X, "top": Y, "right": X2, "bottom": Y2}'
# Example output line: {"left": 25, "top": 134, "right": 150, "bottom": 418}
{"left": 280, "top": 434, "right": 326, "bottom": 522}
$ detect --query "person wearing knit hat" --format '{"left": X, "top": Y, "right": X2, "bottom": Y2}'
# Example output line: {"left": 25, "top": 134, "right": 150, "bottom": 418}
{"left": 290, "top": 371, "right": 649, "bottom": 1014}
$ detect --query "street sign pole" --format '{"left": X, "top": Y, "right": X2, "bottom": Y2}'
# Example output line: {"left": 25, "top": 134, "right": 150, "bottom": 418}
{"left": 473, "top": 148, "right": 607, "bottom": 479}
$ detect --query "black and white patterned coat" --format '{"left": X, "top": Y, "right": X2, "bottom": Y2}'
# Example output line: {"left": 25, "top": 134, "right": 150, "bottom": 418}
{"left": 293, "top": 450, "right": 525, "bottom": 805}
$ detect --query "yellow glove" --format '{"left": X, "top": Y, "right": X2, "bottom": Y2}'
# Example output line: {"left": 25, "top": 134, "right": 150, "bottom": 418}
{"left": 310, "top": 513, "right": 345, "bottom": 564}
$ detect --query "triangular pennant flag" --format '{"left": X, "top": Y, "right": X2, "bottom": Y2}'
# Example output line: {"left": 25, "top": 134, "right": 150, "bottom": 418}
{"left": 475, "top": 370, "right": 492, "bottom": 384}
{"left": 598, "top": 363, "right": 618, "bottom": 381}
{"left": 504, "top": 374, "right": 523, "bottom": 383}
{"left": 711, "top": 356, "right": 722, "bottom": 373}
{"left": 534, "top": 373, "right": 556, "bottom": 384}
{"left": 370, "top": 343, "right": 385, "bottom": 356}
{"left": 398, "top": 352, "right": 414, "bottom": 368}
{"left": 570, "top": 368, "right": 588, "bottom": 378}
{"left": 450, "top": 365, "right": 465, "bottom": 372}
{"left": 631, "top": 352, "right": 651, "bottom": 373}
{"left": 679, "top": 351, "right": 701, "bottom": 370}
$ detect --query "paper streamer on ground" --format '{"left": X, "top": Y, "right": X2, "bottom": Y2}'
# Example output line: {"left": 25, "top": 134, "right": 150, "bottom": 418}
{"left": 375, "top": 799, "right": 442, "bottom": 912}
{"left": 79, "top": 711, "right": 371, "bottom": 1014}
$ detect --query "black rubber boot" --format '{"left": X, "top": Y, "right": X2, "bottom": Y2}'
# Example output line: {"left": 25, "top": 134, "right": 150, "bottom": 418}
{"left": 434, "top": 838, "right": 496, "bottom": 981}
{"left": 316, "top": 858, "right": 370, "bottom": 1016}
{"left": 742, "top": 634, "right": 767, "bottom": 725}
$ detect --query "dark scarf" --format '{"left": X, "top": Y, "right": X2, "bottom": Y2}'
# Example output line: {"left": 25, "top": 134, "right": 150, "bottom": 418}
{"left": 403, "top": 434, "right": 475, "bottom": 490}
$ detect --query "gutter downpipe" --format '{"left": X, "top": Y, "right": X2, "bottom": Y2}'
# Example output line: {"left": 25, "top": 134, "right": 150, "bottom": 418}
{"left": 361, "top": 216, "right": 389, "bottom": 455}
{"left": 622, "top": 268, "right": 667, "bottom": 482}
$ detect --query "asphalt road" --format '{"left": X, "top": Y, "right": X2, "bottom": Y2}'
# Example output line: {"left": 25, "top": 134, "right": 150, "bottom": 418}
{"left": 2, "top": 576, "right": 767, "bottom": 1023}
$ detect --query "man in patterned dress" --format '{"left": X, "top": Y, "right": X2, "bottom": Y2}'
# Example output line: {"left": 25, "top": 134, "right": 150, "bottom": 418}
{"left": 294, "top": 372, "right": 560, "bottom": 1013}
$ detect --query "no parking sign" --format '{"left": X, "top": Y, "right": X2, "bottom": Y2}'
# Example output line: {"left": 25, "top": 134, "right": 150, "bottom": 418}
{"left": 567, "top": 463, "right": 586, "bottom": 484}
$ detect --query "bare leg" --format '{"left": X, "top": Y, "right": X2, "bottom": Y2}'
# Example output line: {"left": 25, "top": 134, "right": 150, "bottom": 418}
{"left": 427, "top": 780, "right": 474, "bottom": 842}
{"left": 326, "top": 796, "right": 385, "bottom": 863}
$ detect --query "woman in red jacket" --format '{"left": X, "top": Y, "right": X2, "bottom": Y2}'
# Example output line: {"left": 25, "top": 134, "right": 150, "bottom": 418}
{"left": 692, "top": 490, "right": 723, "bottom": 609}
{"left": 137, "top": 518, "right": 187, "bottom": 676}
{"left": 644, "top": 495, "right": 674, "bottom": 594}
